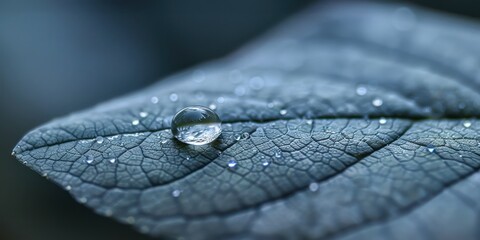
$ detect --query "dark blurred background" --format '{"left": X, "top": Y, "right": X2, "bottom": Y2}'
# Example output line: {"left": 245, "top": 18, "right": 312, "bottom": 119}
{"left": 0, "top": 1, "right": 479, "bottom": 239}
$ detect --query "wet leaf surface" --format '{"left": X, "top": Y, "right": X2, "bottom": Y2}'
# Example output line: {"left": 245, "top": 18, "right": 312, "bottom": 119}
{"left": 13, "top": 2, "right": 480, "bottom": 239}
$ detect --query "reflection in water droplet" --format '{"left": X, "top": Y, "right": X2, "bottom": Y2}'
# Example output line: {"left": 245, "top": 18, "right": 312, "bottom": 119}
{"left": 356, "top": 86, "right": 367, "bottom": 96}
{"left": 280, "top": 109, "right": 288, "bottom": 115}
{"left": 309, "top": 182, "right": 319, "bottom": 192}
{"left": 463, "top": 121, "right": 472, "bottom": 128}
{"left": 426, "top": 144, "right": 435, "bottom": 153}
{"left": 132, "top": 119, "right": 140, "bottom": 126}
{"left": 96, "top": 136, "right": 104, "bottom": 144}
{"left": 379, "top": 118, "right": 387, "bottom": 125}
{"left": 169, "top": 93, "right": 178, "bottom": 102}
{"left": 172, "top": 189, "right": 182, "bottom": 197}
{"left": 84, "top": 155, "right": 94, "bottom": 164}
{"left": 139, "top": 112, "right": 149, "bottom": 118}
{"left": 171, "top": 106, "right": 222, "bottom": 145}
{"left": 150, "top": 96, "right": 159, "bottom": 104}
{"left": 372, "top": 98, "right": 383, "bottom": 107}
{"left": 228, "top": 159, "right": 237, "bottom": 168}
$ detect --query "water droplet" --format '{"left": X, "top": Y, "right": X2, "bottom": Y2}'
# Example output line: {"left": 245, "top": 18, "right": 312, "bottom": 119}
{"left": 262, "top": 159, "right": 270, "bottom": 167}
{"left": 216, "top": 96, "right": 225, "bottom": 104}
{"left": 463, "top": 121, "right": 472, "bottom": 128}
{"left": 108, "top": 158, "right": 116, "bottom": 164}
{"left": 236, "top": 132, "right": 250, "bottom": 141}
{"left": 372, "top": 98, "right": 383, "bottom": 107}
{"left": 280, "top": 109, "right": 288, "bottom": 115}
{"left": 426, "top": 144, "right": 435, "bottom": 153}
{"left": 379, "top": 117, "right": 387, "bottom": 125}
{"left": 132, "top": 119, "right": 140, "bottom": 126}
{"left": 209, "top": 104, "right": 217, "bottom": 110}
{"left": 227, "top": 159, "right": 237, "bottom": 168}
{"left": 306, "top": 120, "right": 313, "bottom": 125}
{"left": 79, "top": 197, "right": 88, "bottom": 204}
{"left": 234, "top": 86, "right": 246, "bottom": 96}
{"left": 11, "top": 151, "right": 16, "bottom": 156}
{"left": 95, "top": 136, "right": 104, "bottom": 144}
{"left": 139, "top": 112, "right": 149, "bottom": 118}
{"left": 42, "top": 172, "right": 48, "bottom": 177}
{"left": 172, "top": 189, "right": 182, "bottom": 197}
{"left": 309, "top": 182, "right": 319, "bottom": 192}
{"left": 150, "top": 96, "right": 159, "bottom": 104}
{"left": 65, "top": 185, "right": 72, "bottom": 191}
{"left": 356, "top": 86, "right": 367, "bottom": 96}
{"left": 84, "top": 155, "right": 94, "bottom": 164}
{"left": 171, "top": 106, "right": 222, "bottom": 145}
{"left": 169, "top": 93, "right": 178, "bottom": 102}
{"left": 275, "top": 151, "right": 282, "bottom": 158}
{"left": 161, "top": 139, "right": 168, "bottom": 144}
{"left": 249, "top": 76, "right": 264, "bottom": 90}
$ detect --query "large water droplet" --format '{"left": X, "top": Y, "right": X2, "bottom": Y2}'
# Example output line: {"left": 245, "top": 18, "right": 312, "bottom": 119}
{"left": 372, "top": 98, "right": 383, "bottom": 107}
{"left": 463, "top": 121, "right": 472, "bottom": 128}
{"left": 227, "top": 159, "right": 237, "bottom": 168}
{"left": 426, "top": 144, "right": 435, "bottom": 153}
{"left": 171, "top": 106, "right": 222, "bottom": 145}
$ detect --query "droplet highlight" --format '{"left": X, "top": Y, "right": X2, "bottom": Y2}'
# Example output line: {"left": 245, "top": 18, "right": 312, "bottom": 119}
{"left": 426, "top": 144, "right": 435, "bottom": 153}
{"left": 356, "top": 86, "right": 367, "bottom": 96}
{"left": 95, "top": 136, "right": 104, "bottom": 144}
{"left": 84, "top": 155, "right": 95, "bottom": 164}
{"left": 379, "top": 118, "right": 387, "bottom": 125}
{"left": 372, "top": 98, "right": 383, "bottom": 107}
{"left": 228, "top": 159, "right": 237, "bottom": 168}
{"left": 463, "top": 121, "right": 472, "bottom": 128}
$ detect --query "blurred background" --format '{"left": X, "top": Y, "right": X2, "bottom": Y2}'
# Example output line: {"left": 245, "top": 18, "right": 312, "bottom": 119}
{"left": 0, "top": 0, "right": 479, "bottom": 239}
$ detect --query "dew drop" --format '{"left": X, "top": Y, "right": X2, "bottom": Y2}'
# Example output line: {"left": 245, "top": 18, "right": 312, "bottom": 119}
{"left": 217, "top": 96, "right": 225, "bottom": 104}
{"left": 84, "top": 155, "right": 95, "bottom": 164}
{"left": 309, "top": 182, "right": 319, "bottom": 192}
{"left": 426, "top": 144, "right": 435, "bottom": 153}
{"left": 379, "top": 117, "right": 387, "bottom": 125}
{"left": 280, "top": 109, "right": 288, "bottom": 115}
{"left": 249, "top": 76, "right": 265, "bottom": 90}
{"left": 65, "top": 185, "right": 72, "bottom": 191}
{"left": 463, "top": 121, "right": 472, "bottom": 128}
{"left": 209, "top": 104, "right": 217, "bottom": 110}
{"left": 126, "top": 216, "right": 135, "bottom": 224}
{"left": 262, "top": 159, "right": 270, "bottom": 167}
{"left": 150, "top": 96, "right": 159, "bottom": 104}
{"left": 306, "top": 120, "right": 313, "bottom": 125}
{"left": 108, "top": 158, "right": 116, "bottom": 164}
{"left": 169, "top": 93, "right": 178, "bottom": 102}
{"left": 236, "top": 132, "right": 250, "bottom": 141}
{"left": 95, "top": 136, "right": 104, "bottom": 144}
{"left": 161, "top": 139, "right": 168, "bottom": 144}
{"left": 275, "top": 151, "right": 282, "bottom": 158}
{"left": 172, "top": 189, "right": 182, "bottom": 198}
{"left": 79, "top": 197, "right": 88, "bottom": 204}
{"left": 139, "top": 111, "right": 149, "bottom": 118}
{"left": 132, "top": 119, "right": 140, "bottom": 126}
{"left": 356, "top": 86, "right": 367, "bottom": 96}
{"left": 227, "top": 159, "right": 237, "bottom": 168}
{"left": 372, "top": 98, "right": 383, "bottom": 107}
{"left": 171, "top": 106, "right": 222, "bottom": 145}
{"left": 11, "top": 151, "right": 16, "bottom": 156}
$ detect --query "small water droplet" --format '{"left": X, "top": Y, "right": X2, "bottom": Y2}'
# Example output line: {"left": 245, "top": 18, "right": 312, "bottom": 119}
{"left": 95, "top": 136, "right": 104, "bottom": 144}
{"left": 84, "top": 155, "right": 94, "bottom": 164}
{"left": 236, "top": 132, "right": 250, "bottom": 141}
{"left": 306, "top": 120, "right": 313, "bottom": 125}
{"left": 216, "top": 96, "right": 225, "bottom": 104}
{"left": 11, "top": 151, "right": 16, "bottom": 156}
{"left": 79, "top": 197, "right": 88, "bottom": 204}
{"left": 372, "top": 98, "right": 383, "bottom": 107}
{"left": 108, "top": 158, "right": 116, "bottom": 164}
{"left": 262, "top": 159, "right": 270, "bottom": 167}
{"left": 234, "top": 86, "right": 246, "bottom": 96}
{"left": 209, "top": 104, "right": 217, "bottom": 110}
{"left": 172, "top": 189, "right": 182, "bottom": 197}
{"left": 463, "top": 121, "right": 472, "bottom": 128}
{"left": 42, "top": 172, "right": 48, "bottom": 177}
{"left": 132, "top": 119, "right": 140, "bottom": 126}
{"left": 65, "top": 185, "right": 72, "bottom": 191}
{"left": 171, "top": 106, "right": 222, "bottom": 145}
{"left": 356, "top": 86, "right": 367, "bottom": 96}
{"left": 227, "top": 159, "right": 237, "bottom": 168}
{"left": 139, "top": 111, "right": 149, "bottom": 118}
{"left": 249, "top": 76, "right": 264, "bottom": 90}
{"left": 309, "top": 182, "right": 319, "bottom": 192}
{"left": 280, "top": 109, "right": 288, "bottom": 115}
{"left": 161, "top": 139, "right": 168, "bottom": 144}
{"left": 379, "top": 117, "right": 387, "bottom": 125}
{"left": 275, "top": 151, "right": 282, "bottom": 158}
{"left": 426, "top": 144, "right": 435, "bottom": 153}
{"left": 150, "top": 96, "right": 159, "bottom": 104}
{"left": 169, "top": 93, "right": 178, "bottom": 102}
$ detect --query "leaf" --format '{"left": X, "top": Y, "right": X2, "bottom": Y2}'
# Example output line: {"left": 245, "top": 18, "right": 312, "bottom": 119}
{"left": 13, "top": 2, "right": 480, "bottom": 239}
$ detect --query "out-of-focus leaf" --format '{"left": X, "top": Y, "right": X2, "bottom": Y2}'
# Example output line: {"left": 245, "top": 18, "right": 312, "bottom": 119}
{"left": 13, "top": 2, "right": 480, "bottom": 239}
